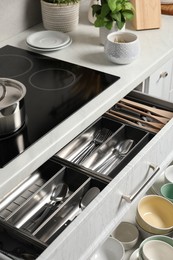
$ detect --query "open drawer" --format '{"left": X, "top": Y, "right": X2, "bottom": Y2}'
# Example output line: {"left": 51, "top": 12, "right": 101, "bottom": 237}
{"left": 1, "top": 91, "right": 173, "bottom": 260}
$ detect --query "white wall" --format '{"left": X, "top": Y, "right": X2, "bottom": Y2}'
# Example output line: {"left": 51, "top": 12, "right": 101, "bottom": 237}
{"left": 0, "top": 0, "right": 41, "bottom": 42}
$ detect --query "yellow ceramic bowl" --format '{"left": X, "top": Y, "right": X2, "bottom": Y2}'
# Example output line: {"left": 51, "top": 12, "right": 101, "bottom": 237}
{"left": 136, "top": 195, "right": 173, "bottom": 235}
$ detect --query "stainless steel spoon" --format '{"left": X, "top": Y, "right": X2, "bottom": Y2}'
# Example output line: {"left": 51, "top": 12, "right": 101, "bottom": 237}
{"left": 96, "top": 139, "right": 134, "bottom": 174}
{"left": 24, "top": 183, "right": 69, "bottom": 233}
{"left": 35, "top": 187, "right": 100, "bottom": 243}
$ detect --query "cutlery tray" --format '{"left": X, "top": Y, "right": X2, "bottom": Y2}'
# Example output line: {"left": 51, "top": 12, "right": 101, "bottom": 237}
{"left": 56, "top": 116, "right": 154, "bottom": 179}
{"left": 0, "top": 159, "right": 106, "bottom": 257}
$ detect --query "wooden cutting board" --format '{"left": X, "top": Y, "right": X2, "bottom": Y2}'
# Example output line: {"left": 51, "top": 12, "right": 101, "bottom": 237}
{"left": 161, "top": 4, "right": 173, "bottom": 15}
{"left": 131, "top": 0, "right": 161, "bottom": 30}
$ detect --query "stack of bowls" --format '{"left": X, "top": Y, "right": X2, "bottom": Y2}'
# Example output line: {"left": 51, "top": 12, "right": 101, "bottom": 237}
{"left": 164, "top": 165, "right": 173, "bottom": 183}
{"left": 136, "top": 195, "right": 173, "bottom": 238}
{"left": 89, "top": 237, "right": 125, "bottom": 260}
{"left": 111, "top": 221, "right": 139, "bottom": 251}
{"left": 138, "top": 235, "right": 173, "bottom": 260}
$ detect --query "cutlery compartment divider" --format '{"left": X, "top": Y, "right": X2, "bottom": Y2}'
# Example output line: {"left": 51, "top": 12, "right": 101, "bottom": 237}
{"left": 107, "top": 130, "right": 154, "bottom": 179}
{"left": 57, "top": 116, "right": 123, "bottom": 163}
{"left": 0, "top": 160, "right": 63, "bottom": 221}
{"left": 81, "top": 124, "right": 153, "bottom": 178}
{"left": 32, "top": 176, "right": 106, "bottom": 244}
{"left": 0, "top": 159, "right": 106, "bottom": 248}
{"left": 0, "top": 218, "right": 47, "bottom": 252}
{"left": 4, "top": 161, "right": 89, "bottom": 228}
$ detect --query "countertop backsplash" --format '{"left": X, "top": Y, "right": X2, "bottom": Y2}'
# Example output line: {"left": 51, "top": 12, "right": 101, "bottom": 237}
{"left": 0, "top": 0, "right": 41, "bottom": 42}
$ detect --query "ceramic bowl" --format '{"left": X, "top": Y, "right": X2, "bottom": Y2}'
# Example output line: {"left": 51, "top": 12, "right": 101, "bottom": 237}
{"left": 89, "top": 237, "right": 125, "bottom": 260}
{"left": 136, "top": 195, "right": 173, "bottom": 234}
{"left": 104, "top": 31, "right": 140, "bottom": 65}
{"left": 142, "top": 239, "right": 173, "bottom": 260}
{"left": 164, "top": 165, "right": 173, "bottom": 183}
{"left": 160, "top": 183, "right": 173, "bottom": 202}
{"left": 112, "top": 221, "right": 139, "bottom": 250}
{"left": 136, "top": 220, "right": 173, "bottom": 239}
{"left": 138, "top": 235, "right": 173, "bottom": 260}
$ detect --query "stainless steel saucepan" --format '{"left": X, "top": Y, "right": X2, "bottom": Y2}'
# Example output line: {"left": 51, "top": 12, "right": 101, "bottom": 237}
{"left": 0, "top": 78, "right": 26, "bottom": 136}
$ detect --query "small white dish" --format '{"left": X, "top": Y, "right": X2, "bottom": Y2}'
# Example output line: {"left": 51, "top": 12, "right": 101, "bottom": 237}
{"left": 26, "top": 38, "right": 72, "bottom": 52}
{"left": 112, "top": 221, "right": 139, "bottom": 250}
{"left": 129, "top": 248, "right": 139, "bottom": 260}
{"left": 89, "top": 237, "right": 125, "bottom": 260}
{"left": 26, "top": 30, "right": 70, "bottom": 49}
{"left": 142, "top": 239, "right": 173, "bottom": 260}
{"left": 161, "top": 0, "right": 173, "bottom": 3}
{"left": 164, "top": 165, "right": 173, "bottom": 183}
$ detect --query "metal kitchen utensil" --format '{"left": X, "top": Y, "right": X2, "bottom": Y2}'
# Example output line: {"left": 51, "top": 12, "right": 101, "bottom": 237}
{"left": 72, "top": 128, "right": 112, "bottom": 164}
{"left": 96, "top": 139, "right": 134, "bottom": 174}
{"left": 35, "top": 187, "right": 100, "bottom": 243}
{"left": 121, "top": 98, "right": 173, "bottom": 119}
{"left": 0, "top": 78, "right": 26, "bottom": 136}
{"left": 24, "top": 183, "right": 69, "bottom": 233}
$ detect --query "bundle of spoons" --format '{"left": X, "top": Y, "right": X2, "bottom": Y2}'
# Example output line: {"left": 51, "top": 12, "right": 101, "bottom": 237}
{"left": 22, "top": 183, "right": 69, "bottom": 233}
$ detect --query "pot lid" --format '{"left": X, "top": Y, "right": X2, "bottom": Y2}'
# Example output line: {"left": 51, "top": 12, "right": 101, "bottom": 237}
{"left": 0, "top": 78, "right": 26, "bottom": 108}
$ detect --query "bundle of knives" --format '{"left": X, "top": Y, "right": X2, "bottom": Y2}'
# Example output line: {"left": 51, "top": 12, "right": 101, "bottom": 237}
{"left": 106, "top": 98, "right": 173, "bottom": 133}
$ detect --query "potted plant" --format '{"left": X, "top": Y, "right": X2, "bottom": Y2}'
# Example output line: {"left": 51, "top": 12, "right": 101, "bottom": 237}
{"left": 91, "top": 0, "right": 134, "bottom": 44}
{"left": 41, "top": 0, "right": 80, "bottom": 32}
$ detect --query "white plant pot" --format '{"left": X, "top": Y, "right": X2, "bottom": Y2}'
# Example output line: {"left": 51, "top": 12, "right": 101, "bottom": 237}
{"left": 88, "top": 0, "right": 98, "bottom": 24}
{"left": 99, "top": 23, "right": 125, "bottom": 45}
{"left": 40, "top": 0, "right": 80, "bottom": 32}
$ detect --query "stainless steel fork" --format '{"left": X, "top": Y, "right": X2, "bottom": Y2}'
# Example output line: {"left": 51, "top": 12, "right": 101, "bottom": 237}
{"left": 73, "top": 128, "right": 112, "bottom": 164}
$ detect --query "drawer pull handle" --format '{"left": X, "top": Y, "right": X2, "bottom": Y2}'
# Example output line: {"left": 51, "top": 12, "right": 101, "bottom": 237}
{"left": 159, "top": 72, "right": 168, "bottom": 79}
{"left": 122, "top": 164, "right": 160, "bottom": 203}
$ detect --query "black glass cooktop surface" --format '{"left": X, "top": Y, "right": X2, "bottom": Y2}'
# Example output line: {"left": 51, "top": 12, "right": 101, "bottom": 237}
{"left": 0, "top": 45, "right": 120, "bottom": 167}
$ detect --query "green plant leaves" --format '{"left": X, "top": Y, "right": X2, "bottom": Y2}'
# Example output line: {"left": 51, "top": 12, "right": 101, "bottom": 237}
{"left": 92, "top": 0, "right": 134, "bottom": 30}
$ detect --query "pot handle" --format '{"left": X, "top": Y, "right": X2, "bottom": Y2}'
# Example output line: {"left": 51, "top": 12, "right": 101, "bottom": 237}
{"left": 0, "top": 81, "right": 6, "bottom": 101}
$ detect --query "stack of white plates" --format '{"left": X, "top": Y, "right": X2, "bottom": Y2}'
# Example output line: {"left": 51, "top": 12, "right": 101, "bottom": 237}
{"left": 26, "top": 30, "right": 72, "bottom": 52}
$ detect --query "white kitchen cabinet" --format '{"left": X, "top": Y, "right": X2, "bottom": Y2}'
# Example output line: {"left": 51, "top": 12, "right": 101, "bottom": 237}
{"left": 144, "top": 58, "right": 173, "bottom": 102}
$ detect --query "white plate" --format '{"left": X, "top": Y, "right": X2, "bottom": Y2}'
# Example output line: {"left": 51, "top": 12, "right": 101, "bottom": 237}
{"left": 26, "top": 30, "right": 71, "bottom": 49}
{"left": 151, "top": 172, "right": 165, "bottom": 195}
{"left": 161, "top": 0, "right": 173, "bottom": 3}
{"left": 26, "top": 38, "right": 72, "bottom": 52}
{"left": 129, "top": 248, "right": 139, "bottom": 260}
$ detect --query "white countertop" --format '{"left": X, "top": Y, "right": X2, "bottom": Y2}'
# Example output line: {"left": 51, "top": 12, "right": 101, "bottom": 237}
{"left": 0, "top": 0, "right": 173, "bottom": 198}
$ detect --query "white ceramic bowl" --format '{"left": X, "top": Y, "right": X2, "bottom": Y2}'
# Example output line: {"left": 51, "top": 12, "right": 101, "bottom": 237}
{"left": 164, "top": 165, "right": 173, "bottom": 183}
{"left": 112, "top": 222, "right": 139, "bottom": 250}
{"left": 142, "top": 240, "right": 173, "bottom": 260}
{"left": 138, "top": 234, "right": 173, "bottom": 260}
{"left": 136, "top": 195, "right": 173, "bottom": 234}
{"left": 104, "top": 31, "right": 140, "bottom": 65}
{"left": 89, "top": 237, "right": 125, "bottom": 260}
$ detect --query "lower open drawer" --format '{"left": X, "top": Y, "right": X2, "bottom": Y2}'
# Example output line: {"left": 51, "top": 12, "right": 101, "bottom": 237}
{"left": 1, "top": 91, "right": 173, "bottom": 259}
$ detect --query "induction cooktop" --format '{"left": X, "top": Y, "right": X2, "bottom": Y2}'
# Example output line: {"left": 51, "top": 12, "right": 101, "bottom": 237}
{"left": 0, "top": 45, "right": 120, "bottom": 167}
